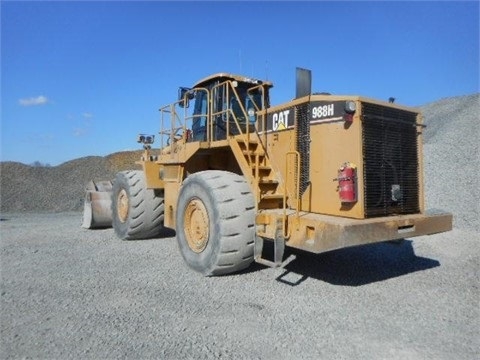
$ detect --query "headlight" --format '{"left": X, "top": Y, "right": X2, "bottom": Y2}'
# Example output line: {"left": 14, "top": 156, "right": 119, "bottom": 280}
{"left": 137, "top": 134, "right": 155, "bottom": 145}
{"left": 344, "top": 101, "right": 356, "bottom": 113}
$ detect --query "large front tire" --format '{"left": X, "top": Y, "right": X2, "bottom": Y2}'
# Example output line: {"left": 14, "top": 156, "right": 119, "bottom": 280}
{"left": 176, "top": 171, "right": 255, "bottom": 276}
{"left": 111, "top": 170, "right": 165, "bottom": 240}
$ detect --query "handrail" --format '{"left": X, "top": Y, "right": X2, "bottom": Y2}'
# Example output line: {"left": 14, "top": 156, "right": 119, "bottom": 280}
{"left": 157, "top": 80, "right": 270, "bottom": 173}
{"left": 159, "top": 80, "right": 268, "bottom": 149}
{"left": 246, "top": 84, "right": 269, "bottom": 164}
{"left": 159, "top": 99, "right": 187, "bottom": 150}
{"left": 283, "top": 151, "right": 300, "bottom": 239}
{"left": 247, "top": 84, "right": 267, "bottom": 133}
{"left": 209, "top": 80, "right": 257, "bottom": 161}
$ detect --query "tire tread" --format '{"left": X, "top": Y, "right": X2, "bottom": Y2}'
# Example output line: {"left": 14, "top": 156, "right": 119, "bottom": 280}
{"left": 176, "top": 170, "right": 255, "bottom": 276}
{"left": 112, "top": 170, "right": 165, "bottom": 240}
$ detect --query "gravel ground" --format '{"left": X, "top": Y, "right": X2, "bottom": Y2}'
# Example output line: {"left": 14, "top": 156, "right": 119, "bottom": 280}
{"left": 1, "top": 212, "right": 479, "bottom": 359}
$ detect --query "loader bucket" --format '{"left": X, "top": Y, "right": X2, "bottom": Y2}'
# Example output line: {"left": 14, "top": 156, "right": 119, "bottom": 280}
{"left": 81, "top": 180, "right": 113, "bottom": 229}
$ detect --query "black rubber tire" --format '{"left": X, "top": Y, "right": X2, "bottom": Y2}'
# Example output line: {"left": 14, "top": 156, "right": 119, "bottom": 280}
{"left": 176, "top": 170, "right": 255, "bottom": 276}
{"left": 111, "top": 170, "right": 165, "bottom": 240}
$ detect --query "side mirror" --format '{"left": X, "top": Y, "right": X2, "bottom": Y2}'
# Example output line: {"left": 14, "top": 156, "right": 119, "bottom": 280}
{"left": 178, "top": 87, "right": 194, "bottom": 108}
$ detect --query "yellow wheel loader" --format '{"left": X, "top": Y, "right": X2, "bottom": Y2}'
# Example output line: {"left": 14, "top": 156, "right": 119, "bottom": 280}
{"left": 83, "top": 68, "right": 452, "bottom": 276}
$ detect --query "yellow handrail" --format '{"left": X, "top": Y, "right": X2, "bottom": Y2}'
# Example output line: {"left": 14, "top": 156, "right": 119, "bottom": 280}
{"left": 283, "top": 151, "right": 300, "bottom": 239}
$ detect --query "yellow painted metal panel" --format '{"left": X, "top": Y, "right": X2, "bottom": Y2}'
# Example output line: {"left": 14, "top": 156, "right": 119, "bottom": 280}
{"left": 257, "top": 209, "right": 453, "bottom": 254}
{"left": 265, "top": 109, "right": 365, "bottom": 218}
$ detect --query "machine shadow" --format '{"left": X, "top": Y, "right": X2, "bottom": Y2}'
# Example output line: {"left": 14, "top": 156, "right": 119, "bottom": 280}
{"left": 273, "top": 240, "right": 440, "bottom": 286}
{"left": 117, "top": 228, "right": 176, "bottom": 241}
{"left": 88, "top": 227, "right": 177, "bottom": 239}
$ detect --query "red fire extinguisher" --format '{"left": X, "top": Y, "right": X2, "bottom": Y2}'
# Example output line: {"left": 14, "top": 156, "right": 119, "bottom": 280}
{"left": 335, "top": 162, "right": 357, "bottom": 203}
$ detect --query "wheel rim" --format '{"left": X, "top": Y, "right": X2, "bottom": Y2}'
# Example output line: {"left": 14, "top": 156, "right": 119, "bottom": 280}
{"left": 117, "top": 189, "right": 129, "bottom": 223}
{"left": 184, "top": 198, "right": 209, "bottom": 253}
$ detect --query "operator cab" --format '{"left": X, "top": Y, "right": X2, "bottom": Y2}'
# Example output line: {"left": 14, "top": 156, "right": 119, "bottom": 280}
{"left": 179, "top": 73, "right": 272, "bottom": 141}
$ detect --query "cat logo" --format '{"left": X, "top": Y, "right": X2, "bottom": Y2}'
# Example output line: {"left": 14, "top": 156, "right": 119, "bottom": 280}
{"left": 272, "top": 109, "right": 291, "bottom": 131}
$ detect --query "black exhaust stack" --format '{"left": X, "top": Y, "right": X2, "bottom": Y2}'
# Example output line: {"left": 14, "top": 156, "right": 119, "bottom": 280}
{"left": 296, "top": 67, "right": 312, "bottom": 98}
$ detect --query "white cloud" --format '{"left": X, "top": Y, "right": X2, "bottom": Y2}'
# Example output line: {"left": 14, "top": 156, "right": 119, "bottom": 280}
{"left": 19, "top": 95, "right": 49, "bottom": 107}
{"left": 73, "top": 128, "right": 88, "bottom": 137}
{"left": 68, "top": 112, "right": 93, "bottom": 137}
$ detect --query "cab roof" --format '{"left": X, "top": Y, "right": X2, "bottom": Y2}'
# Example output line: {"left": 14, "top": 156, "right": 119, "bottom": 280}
{"left": 193, "top": 73, "right": 273, "bottom": 89}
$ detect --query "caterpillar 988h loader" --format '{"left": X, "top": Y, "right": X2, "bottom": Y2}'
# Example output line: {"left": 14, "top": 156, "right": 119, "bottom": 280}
{"left": 82, "top": 68, "right": 452, "bottom": 276}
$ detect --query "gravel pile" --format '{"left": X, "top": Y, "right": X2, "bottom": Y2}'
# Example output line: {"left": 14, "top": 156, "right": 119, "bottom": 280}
{"left": 421, "top": 93, "right": 480, "bottom": 231}
{"left": 1, "top": 94, "right": 478, "bottom": 230}
{"left": 0, "top": 151, "right": 143, "bottom": 213}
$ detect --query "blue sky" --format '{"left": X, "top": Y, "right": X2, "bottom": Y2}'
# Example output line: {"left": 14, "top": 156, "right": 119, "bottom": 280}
{"left": 1, "top": 1, "right": 478, "bottom": 166}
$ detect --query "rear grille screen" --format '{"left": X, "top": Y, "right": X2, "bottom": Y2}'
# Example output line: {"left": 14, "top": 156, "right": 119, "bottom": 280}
{"left": 361, "top": 103, "right": 420, "bottom": 217}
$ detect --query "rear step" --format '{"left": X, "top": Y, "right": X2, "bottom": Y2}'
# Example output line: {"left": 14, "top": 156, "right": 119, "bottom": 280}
{"left": 260, "top": 194, "right": 284, "bottom": 200}
{"left": 254, "top": 234, "right": 285, "bottom": 268}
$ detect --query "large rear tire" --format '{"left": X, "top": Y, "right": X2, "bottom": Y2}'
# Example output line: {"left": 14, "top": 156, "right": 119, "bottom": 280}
{"left": 176, "top": 170, "right": 255, "bottom": 276}
{"left": 111, "top": 170, "right": 165, "bottom": 240}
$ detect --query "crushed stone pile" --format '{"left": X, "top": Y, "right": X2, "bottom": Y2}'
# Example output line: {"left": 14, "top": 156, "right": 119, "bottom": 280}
{"left": 1, "top": 94, "right": 478, "bottom": 232}
{"left": 421, "top": 93, "right": 479, "bottom": 232}
{"left": 0, "top": 151, "right": 142, "bottom": 213}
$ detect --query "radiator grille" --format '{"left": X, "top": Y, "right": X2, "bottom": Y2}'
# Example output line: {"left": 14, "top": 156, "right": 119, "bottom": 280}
{"left": 362, "top": 103, "right": 420, "bottom": 217}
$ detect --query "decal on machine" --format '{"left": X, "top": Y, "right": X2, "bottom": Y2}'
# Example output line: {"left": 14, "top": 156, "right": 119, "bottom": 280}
{"left": 310, "top": 101, "right": 345, "bottom": 123}
{"left": 265, "top": 100, "right": 348, "bottom": 132}
{"left": 272, "top": 109, "right": 291, "bottom": 131}
{"left": 266, "top": 108, "right": 294, "bottom": 132}
{"left": 311, "top": 103, "right": 334, "bottom": 119}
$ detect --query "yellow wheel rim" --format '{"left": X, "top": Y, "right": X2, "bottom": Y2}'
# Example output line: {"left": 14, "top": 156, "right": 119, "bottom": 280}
{"left": 184, "top": 198, "right": 209, "bottom": 253}
{"left": 117, "top": 189, "right": 129, "bottom": 223}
